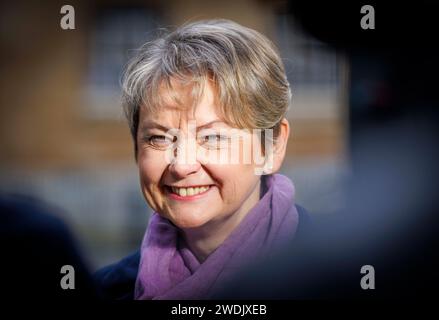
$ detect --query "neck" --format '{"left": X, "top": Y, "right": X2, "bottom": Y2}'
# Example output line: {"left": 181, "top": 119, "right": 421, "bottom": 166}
{"left": 181, "top": 180, "right": 262, "bottom": 263}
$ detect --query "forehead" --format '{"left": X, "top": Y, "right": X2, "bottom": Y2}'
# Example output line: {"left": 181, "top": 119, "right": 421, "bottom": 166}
{"left": 140, "top": 78, "right": 225, "bottom": 125}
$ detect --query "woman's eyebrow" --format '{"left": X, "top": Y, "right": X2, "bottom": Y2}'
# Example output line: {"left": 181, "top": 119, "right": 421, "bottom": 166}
{"left": 140, "top": 120, "right": 227, "bottom": 133}
{"left": 140, "top": 121, "right": 170, "bottom": 132}
{"left": 196, "top": 120, "right": 226, "bottom": 130}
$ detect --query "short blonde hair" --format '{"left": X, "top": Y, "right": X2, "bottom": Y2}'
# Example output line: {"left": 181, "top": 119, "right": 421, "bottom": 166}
{"left": 122, "top": 19, "right": 291, "bottom": 156}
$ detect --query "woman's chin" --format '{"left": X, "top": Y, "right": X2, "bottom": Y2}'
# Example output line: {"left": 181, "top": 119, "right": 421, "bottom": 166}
{"left": 169, "top": 213, "right": 210, "bottom": 229}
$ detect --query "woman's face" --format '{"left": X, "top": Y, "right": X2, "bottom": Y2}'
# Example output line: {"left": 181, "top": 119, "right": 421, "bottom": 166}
{"left": 136, "top": 81, "right": 263, "bottom": 230}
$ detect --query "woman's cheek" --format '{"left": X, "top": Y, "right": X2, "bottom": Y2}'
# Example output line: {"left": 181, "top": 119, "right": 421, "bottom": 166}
{"left": 138, "top": 151, "right": 167, "bottom": 208}
{"left": 205, "top": 165, "right": 235, "bottom": 203}
{"left": 138, "top": 150, "right": 167, "bottom": 178}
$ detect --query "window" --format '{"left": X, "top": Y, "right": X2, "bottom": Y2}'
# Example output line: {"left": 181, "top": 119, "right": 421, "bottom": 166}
{"left": 83, "top": 7, "right": 163, "bottom": 119}
{"left": 276, "top": 13, "right": 340, "bottom": 87}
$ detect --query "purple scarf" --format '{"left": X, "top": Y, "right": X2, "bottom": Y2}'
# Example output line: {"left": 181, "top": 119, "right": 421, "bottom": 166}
{"left": 134, "top": 174, "right": 299, "bottom": 300}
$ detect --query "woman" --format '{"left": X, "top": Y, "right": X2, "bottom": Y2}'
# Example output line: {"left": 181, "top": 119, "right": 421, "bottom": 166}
{"left": 94, "top": 19, "right": 309, "bottom": 300}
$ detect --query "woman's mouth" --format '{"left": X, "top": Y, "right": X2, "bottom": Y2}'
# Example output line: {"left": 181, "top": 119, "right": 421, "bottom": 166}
{"left": 165, "top": 185, "right": 212, "bottom": 200}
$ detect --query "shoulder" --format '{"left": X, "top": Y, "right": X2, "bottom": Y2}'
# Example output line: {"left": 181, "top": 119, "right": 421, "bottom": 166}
{"left": 1, "top": 194, "right": 97, "bottom": 298}
{"left": 93, "top": 250, "right": 140, "bottom": 300}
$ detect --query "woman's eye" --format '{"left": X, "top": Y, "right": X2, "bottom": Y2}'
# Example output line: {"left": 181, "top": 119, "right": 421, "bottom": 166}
{"left": 200, "top": 134, "right": 229, "bottom": 148}
{"left": 147, "top": 135, "right": 175, "bottom": 148}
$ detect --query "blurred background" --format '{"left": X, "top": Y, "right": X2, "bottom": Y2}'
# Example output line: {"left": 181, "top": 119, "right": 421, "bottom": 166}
{"left": 0, "top": 0, "right": 349, "bottom": 270}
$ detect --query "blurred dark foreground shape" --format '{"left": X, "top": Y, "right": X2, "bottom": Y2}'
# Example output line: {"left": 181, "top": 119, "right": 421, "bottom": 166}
{"left": 0, "top": 194, "right": 98, "bottom": 299}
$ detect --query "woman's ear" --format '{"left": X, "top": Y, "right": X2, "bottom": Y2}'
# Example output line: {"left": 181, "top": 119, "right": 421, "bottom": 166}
{"left": 263, "top": 118, "right": 290, "bottom": 174}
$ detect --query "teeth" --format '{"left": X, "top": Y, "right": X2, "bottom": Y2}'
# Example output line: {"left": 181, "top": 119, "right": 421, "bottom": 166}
{"left": 171, "top": 186, "right": 210, "bottom": 197}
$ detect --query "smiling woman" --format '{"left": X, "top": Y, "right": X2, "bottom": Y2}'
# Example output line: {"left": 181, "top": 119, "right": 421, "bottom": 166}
{"left": 94, "top": 19, "right": 310, "bottom": 300}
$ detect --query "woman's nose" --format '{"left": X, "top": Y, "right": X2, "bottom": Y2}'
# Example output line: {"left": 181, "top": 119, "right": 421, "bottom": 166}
{"left": 169, "top": 158, "right": 201, "bottom": 179}
{"left": 168, "top": 141, "right": 202, "bottom": 179}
